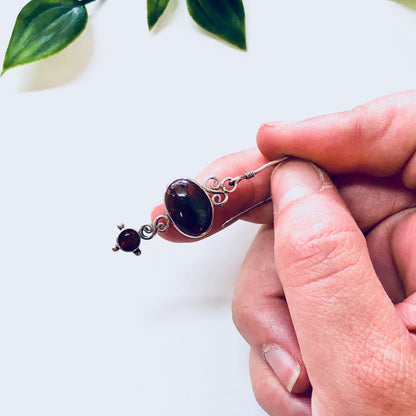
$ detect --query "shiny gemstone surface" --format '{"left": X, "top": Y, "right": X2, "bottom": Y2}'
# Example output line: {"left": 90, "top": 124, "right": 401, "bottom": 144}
{"left": 165, "top": 179, "right": 213, "bottom": 238}
{"left": 117, "top": 229, "right": 141, "bottom": 252}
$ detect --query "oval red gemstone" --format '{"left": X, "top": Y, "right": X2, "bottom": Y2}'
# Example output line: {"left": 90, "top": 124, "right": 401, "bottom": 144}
{"left": 164, "top": 179, "right": 213, "bottom": 238}
{"left": 117, "top": 229, "right": 141, "bottom": 252}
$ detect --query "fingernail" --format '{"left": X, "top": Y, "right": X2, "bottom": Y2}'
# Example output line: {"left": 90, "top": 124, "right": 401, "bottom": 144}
{"left": 261, "top": 120, "right": 295, "bottom": 128}
{"left": 263, "top": 345, "right": 301, "bottom": 393}
{"left": 272, "top": 160, "right": 325, "bottom": 214}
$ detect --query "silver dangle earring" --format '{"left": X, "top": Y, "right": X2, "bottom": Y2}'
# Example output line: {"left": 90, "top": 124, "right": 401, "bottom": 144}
{"left": 113, "top": 156, "right": 289, "bottom": 256}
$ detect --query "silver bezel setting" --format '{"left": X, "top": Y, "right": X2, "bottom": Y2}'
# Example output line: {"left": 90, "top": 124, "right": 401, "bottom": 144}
{"left": 164, "top": 177, "right": 214, "bottom": 239}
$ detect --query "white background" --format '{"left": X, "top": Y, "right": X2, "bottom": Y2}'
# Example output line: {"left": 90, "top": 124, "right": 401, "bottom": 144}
{"left": 0, "top": 0, "right": 416, "bottom": 415}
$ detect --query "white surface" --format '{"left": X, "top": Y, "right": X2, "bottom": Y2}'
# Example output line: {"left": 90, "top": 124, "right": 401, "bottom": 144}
{"left": 1, "top": 0, "right": 416, "bottom": 415}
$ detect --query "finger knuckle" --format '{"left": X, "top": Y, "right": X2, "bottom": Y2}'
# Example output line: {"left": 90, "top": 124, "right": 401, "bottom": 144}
{"left": 231, "top": 291, "right": 252, "bottom": 333}
{"left": 232, "top": 290, "right": 273, "bottom": 339}
{"left": 349, "top": 101, "right": 399, "bottom": 174}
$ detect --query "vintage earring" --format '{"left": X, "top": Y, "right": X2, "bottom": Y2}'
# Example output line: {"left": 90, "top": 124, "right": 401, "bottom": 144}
{"left": 113, "top": 156, "right": 289, "bottom": 255}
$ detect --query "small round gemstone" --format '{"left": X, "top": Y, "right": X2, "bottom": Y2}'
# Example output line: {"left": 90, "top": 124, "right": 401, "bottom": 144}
{"left": 164, "top": 179, "right": 213, "bottom": 238}
{"left": 117, "top": 229, "right": 141, "bottom": 252}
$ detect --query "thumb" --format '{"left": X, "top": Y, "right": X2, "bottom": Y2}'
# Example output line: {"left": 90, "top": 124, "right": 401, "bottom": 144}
{"left": 271, "top": 160, "right": 416, "bottom": 415}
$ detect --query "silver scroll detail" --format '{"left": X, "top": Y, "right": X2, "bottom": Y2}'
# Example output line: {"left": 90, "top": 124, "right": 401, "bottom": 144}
{"left": 139, "top": 215, "right": 171, "bottom": 240}
{"left": 202, "top": 156, "right": 290, "bottom": 207}
{"left": 202, "top": 176, "right": 239, "bottom": 206}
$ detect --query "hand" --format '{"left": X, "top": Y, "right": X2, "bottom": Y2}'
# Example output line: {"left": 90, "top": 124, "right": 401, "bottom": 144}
{"left": 152, "top": 90, "right": 416, "bottom": 415}
{"left": 233, "top": 90, "right": 416, "bottom": 415}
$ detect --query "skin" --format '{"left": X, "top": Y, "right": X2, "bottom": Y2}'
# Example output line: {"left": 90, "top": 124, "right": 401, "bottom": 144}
{"left": 153, "top": 90, "right": 416, "bottom": 415}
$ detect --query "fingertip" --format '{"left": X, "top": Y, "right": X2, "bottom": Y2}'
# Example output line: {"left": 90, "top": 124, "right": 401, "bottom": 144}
{"left": 262, "top": 344, "right": 311, "bottom": 394}
{"left": 249, "top": 348, "right": 312, "bottom": 416}
{"left": 270, "top": 159, "right": 327, "bottom": 216}
{"left": 256, "top": 122, "right": 285, "bottom": 160}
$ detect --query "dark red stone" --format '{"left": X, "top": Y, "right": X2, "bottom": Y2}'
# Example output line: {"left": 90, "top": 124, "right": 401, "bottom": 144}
{"left": 117, "top": 229, "right": 141, "bottom": 252}
{"left": 164, "top": 179, "right": 213, "bottom": 238}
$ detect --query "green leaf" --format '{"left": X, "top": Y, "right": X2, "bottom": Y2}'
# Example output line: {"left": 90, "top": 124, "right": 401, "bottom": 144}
{"left": 392, "top": 0, "right": 416, "bottom": 10}
{"left": 147, "top": 0, "right": 171, "bottom": 30}
{"left": 2, "top": 0, "right": 88, "bottom": 75}
{"left": 186, "top": 0, "right": 246, "bottom": 50}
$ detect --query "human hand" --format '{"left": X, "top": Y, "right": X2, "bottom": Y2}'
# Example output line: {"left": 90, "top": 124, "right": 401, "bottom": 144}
{"left": 152, "top": 91, "right": 416, "bottom": 415}
{"left": 232, "top": 91, "right": 416, "bottom": 415}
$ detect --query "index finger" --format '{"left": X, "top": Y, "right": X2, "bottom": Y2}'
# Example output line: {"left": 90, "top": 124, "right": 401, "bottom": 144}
{"left": 151, "top": 148, "right": 277, "bottom": 242}
{"left": 257, "top": 90, "right": 416, "bottom": 187}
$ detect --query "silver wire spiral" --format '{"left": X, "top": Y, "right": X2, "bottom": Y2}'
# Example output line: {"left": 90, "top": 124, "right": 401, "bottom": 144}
{"left": 202, "top": 157, "right": 289, "bottom": 207}
{"left": 203, "top": 176, "right": 239, "bottom": 206}
{"left": 139, "top": 215, "right": 170, "bottom": 240}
